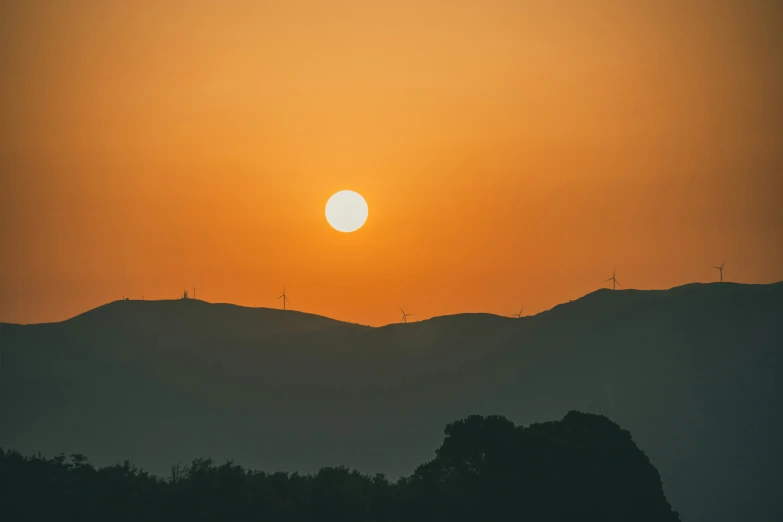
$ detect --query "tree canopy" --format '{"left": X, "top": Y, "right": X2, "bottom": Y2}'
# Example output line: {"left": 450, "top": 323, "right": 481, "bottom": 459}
{"left": 0, "top": 411, "right": 680, "bottom": 522}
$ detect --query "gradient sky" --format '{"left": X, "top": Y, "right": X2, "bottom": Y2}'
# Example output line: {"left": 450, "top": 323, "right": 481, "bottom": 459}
{"left": 2, "top": 0, "right": 782, "bottom": 325}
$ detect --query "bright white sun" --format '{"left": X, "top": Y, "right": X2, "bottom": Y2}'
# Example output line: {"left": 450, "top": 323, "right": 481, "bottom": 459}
{"left": 325, "top": 190, "right": 368, "bottom": 233}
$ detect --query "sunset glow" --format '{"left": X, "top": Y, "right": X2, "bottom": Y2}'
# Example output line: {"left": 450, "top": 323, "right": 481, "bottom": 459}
{"left": 1, "top": 1, "right": 781, "bottom": 325}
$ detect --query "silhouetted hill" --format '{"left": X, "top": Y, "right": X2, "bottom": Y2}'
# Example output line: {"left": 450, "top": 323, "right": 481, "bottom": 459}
{"left": 2, "top": 282, "right": 782, "bottom": 521}
{"left": 67, "top": 298, "right": 365, "bottom": 336}
{"left": 0, "top": 412, "right": 680, "bottom": 522}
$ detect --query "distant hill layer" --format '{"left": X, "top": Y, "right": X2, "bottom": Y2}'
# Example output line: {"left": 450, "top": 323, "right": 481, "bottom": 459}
{"left": 2, "top": 282, "right": 782, "bottom": 522}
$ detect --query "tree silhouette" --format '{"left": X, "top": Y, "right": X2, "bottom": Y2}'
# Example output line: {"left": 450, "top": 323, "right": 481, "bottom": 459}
{"left": 0, "top": 412, "right": 680, "bottom": 522}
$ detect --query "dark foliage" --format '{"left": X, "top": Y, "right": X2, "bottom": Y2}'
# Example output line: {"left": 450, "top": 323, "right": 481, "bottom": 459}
{"left": 0, "top": 411, "right": 679, "bottom": 522}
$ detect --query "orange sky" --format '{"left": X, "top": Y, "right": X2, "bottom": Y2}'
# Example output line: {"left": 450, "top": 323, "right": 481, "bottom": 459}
{"left": 1, "top": 0, "right": 782, "bottom": 325}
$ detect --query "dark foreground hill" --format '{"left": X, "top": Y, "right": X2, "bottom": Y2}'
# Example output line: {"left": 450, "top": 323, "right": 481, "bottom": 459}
{"left": 1, "top": 282, "right": 782, "bottom": 521}
{"left": 0, "top": 412, "right": 680, "bottom": 522}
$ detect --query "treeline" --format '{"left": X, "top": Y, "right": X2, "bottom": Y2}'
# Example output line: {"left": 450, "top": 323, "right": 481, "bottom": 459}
{"left": 0, "top": 412, "right": 680, "bottom": 522}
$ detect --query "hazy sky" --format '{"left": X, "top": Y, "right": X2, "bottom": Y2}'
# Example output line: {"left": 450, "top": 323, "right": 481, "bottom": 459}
{"left": 1, "top": 0, "right": 782, "bottom": 325}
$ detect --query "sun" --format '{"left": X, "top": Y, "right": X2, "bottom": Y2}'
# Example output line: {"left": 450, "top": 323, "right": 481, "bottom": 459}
{"left": 325, "top": 190, "right": 368, "bottom": 233}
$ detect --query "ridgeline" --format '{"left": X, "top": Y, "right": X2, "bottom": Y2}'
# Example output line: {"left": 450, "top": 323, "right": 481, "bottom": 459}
{"left": 1, "top": 281, "right": 781, "bottom": 521}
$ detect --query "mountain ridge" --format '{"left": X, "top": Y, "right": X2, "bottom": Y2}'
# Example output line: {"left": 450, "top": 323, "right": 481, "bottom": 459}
{"left": 4, "top": 279, "right": 779, "bottom": 329}
{"left": 1, "top": 280, "right": 782, "bottom": 521}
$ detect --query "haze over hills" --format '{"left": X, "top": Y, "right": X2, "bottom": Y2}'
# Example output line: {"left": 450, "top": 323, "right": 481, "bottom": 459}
{"left": 1, "top": 282, "right": 782, "bottom": 522}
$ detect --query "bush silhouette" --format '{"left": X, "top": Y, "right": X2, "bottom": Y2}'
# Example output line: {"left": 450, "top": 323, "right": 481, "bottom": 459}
{"left": 0, "top": 412, "right": 679, "bottom": 522}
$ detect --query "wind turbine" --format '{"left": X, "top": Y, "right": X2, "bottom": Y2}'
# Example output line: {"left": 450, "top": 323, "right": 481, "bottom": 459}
{"left": 713, "top": 261, "right": 726, "bottom": 283}
{"left": 278, "top": 286, "right": 290, "bottom": 310}
{"left": 510, "top": 307, "right": 524, "bottom": 318}
{"left": 605, "top": 268, "right": 619, "bottom": 290}
{"left": 399, "top": 306, "right": 415, "bottom": 323}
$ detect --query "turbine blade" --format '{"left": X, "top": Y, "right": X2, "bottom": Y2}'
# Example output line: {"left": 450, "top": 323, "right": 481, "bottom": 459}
{"left": 605, "top": 278, "right": 613, "bottom": 282}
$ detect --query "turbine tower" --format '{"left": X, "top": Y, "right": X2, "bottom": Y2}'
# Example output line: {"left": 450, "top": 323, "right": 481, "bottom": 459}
{"left": 277, "top": 286, "right": 290, "bottom": 310}
{"left": 510, "top": 307, "right": 524, "bottom": 318}
{"left": 605, "top": 268, "right": 619, "bottom": 290}
{"left": 399, "top": 306, "right": 415, "bottom": 323}
{"left": 713, "top": 261, "right": 726, "bottom": 283}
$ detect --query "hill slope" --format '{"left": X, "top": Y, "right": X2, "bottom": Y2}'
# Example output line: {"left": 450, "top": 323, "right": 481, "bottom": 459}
{"left": 1, "top": 282, "right": 782, "bottom": 521}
